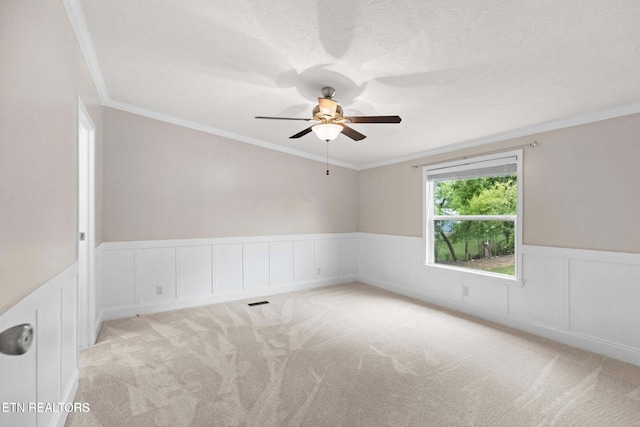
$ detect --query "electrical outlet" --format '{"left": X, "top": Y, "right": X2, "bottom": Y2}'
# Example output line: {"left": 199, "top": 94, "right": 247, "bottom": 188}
{"left": 463, "top": 286, "right": 469, "bottom": 297}
{"left": 156, "top": 286, "right": 163, "bottom": 296}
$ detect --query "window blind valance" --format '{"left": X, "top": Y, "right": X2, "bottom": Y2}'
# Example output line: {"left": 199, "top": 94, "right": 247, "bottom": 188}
{"left": 425, "top": 156, "right": 517, "bottom": 182}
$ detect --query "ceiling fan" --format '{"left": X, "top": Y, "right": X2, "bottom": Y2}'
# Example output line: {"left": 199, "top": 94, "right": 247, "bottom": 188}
{"left": 255, "top": 86, "right": 402, "bottom": 143}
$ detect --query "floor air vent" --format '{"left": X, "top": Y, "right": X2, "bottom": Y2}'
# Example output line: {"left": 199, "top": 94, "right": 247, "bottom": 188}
{"left": 248, "top": 300, "right": 269, "bottom": 307}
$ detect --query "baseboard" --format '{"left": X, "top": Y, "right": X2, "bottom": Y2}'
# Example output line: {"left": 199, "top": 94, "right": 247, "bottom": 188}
{"left": 359, "top": 274, "right": 640, "bottom": 367}
{"left": 101, "top": 275, "right": 357, "bottom": 321}
{"left": 51, "top": 368, "right": 79, "bottom": 427}
{"left": 357, "top": 274, "right": 430, "bottom": 304}
{"left": 94, "top": 310, "right": 104, "bottom": 343}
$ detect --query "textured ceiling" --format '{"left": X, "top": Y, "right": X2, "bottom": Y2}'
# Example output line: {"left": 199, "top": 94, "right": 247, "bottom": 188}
{"left": 78, "top": 0, "right": 640, "bottom": 168}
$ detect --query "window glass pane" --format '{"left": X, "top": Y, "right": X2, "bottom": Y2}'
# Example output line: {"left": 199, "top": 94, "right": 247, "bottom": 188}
{"left": 434, "top": 175, "right": 517, "bottom": 216}
{"left": 434, "top": 220, "right": 515, "bottom": 276}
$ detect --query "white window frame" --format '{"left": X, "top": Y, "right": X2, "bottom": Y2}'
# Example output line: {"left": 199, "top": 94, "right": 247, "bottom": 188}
{"left": 423, "top": 150, "right": 523, "bottom": 282}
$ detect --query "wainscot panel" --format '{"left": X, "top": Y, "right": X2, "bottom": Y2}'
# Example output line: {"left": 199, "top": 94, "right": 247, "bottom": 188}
{"left": 293, "top": 240, "right": 315, "bottom": 282}
{"left": 269, "top": 241, "right": 294, "bottom": 286}
{"left": 136, "top": 247, "right": 177, "bottom": 303}
{"left": 243, "top": 242, "right": 270, "bottom": 290}
{"left": 509, "top": 252, "right": 568, "bottom": 329}
{"left": 176, "top": 245, "right": 213, "bottom": 298}
{"left": 215, "top": 244, "right": 243, "bottom": 293}
{"left": 569, "top": 259, "right": 640, "bottom": 350}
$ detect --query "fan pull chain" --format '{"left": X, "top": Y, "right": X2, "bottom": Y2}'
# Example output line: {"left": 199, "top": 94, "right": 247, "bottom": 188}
{"left": 326, "top": 140, "right": 330, "bottom": 175}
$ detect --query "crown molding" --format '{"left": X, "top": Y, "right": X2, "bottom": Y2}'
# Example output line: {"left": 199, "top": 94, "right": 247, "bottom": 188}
{"left": 358, "top": 102, "right": 640, "bottom": 170}
{"left": 63, "top": 0, "right": 110, "bottom": 104}
{"left": 105, "top": 100, "right": 360, "bottom": 170}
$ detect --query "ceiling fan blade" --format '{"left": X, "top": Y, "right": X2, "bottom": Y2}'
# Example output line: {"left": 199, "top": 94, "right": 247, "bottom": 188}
{"left": 318, "top": 98, "right": 338, "bottom": 116}
{"left": 343, "top": 115, "right": 402, "bottom": 124}
{"left": 339, "top": 124, "right": 367, "bottom": 141}
{"left": 255, "top": 116, "right": 313, "bottom": 121}
{"left": 289, "top": 126, "right": 314, "bottom": 139}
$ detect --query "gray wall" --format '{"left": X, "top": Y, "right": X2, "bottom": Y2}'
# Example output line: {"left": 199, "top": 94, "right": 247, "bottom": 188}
{"left": 102, "top": 108, "right": 359, "bottom": 241}
{"left": 358, "top": 113, "right": 640, "bottom": 254}
{"left": 0, "top": 0, "right": 103, "bottom": 314}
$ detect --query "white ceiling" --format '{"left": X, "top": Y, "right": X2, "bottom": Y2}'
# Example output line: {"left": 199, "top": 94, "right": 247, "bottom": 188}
{"left": 76, "top": 0, "right": 640, "bottom": 168}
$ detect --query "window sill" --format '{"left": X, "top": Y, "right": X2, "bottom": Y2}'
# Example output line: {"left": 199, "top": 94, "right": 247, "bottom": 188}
{"left": 423, "top": 263, "right": 524, "bottom": 286}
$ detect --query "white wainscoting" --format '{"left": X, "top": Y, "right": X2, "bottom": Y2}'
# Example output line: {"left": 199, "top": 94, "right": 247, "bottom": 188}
{"left": 358, "top": 233, "right": 640, "bottom": 366}
{"left": 97, "top": 232, "right": 640, "bottom": 366}
{"left": 98, "top": 233, "right": 359, "bottom": 321}
{"left": 0, "top": 263, "right": 79, "bottom": 427}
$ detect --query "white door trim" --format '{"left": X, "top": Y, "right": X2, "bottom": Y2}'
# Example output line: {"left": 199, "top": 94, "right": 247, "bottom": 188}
{"left": 77, "top": 97, "right": 96, "bottom": 347}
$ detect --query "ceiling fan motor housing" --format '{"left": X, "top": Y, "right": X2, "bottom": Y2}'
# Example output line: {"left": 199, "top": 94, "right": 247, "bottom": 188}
{"left": 321, "top": 86, "right": 336, "bottom": 99}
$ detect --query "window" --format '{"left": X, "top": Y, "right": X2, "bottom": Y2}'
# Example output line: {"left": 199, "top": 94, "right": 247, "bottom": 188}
{"left": 424, "top": 151, "right": 522, "bottom": 279}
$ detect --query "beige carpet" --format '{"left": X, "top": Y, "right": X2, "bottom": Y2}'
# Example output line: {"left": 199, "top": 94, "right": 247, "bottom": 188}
{"left": 67, "top": 283, "right": 640, "bottom": 426}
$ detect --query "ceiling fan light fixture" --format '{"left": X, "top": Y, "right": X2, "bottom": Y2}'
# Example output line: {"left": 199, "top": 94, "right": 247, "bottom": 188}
{"left": 255, "top": 86, "right": 401, "bottom": 146}
{"left": 312, "top": 123, "right": 343, "bottom": 141}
